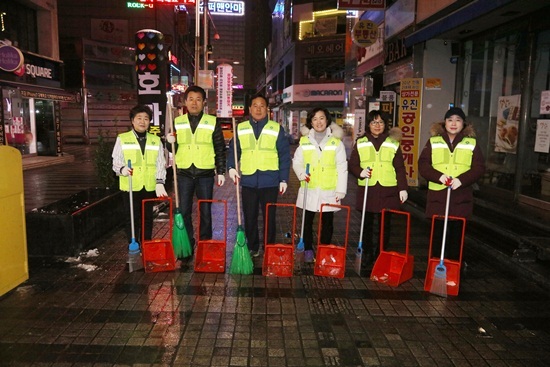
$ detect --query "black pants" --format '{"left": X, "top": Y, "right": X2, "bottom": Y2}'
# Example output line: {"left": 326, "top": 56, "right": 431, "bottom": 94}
{"left": 431, "top": 219, "right": 464, "bottom": 261}
{"left": 303, "top": 210, "right": 334, "bottom": 251}
{"left": 242, "top": 186, "right": 278, "bottom": 251}
{"left": 178, "top": 174, "right": 214, "bottom": 244}
{"left": 361, "top": 212, "right": 391, "bottom": 254}
{"left": 122, "top": 188, "right": 156, "bottom": 243}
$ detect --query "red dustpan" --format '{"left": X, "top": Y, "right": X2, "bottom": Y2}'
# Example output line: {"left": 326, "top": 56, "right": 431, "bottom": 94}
{"left": 141, "top": 197, "right": 176, "bottom": 273}
{"left": 370, "top": 209, "right": 414, "bottom": 287}
{"left": 314, "top": 204, "right": 351, "bottom": 279}
{"left": 194, "top": 199, "right": 227, "bottom": 273}
{"left": 263, "top": 203, "right": 297, "bottom": 277}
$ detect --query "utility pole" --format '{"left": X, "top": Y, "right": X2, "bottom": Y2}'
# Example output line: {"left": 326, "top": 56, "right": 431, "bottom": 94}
{"left": 203, "top": 0, "right": 209, "bottom": 113}
{"left": 194, "top": 3, "right": 200, "bottom": 85}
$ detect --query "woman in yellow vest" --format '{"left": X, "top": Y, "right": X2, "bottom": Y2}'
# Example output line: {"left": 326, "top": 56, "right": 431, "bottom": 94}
{"left": 292, "top": 107, "right": 348, "bottom": 263}
{"left": 418, "top": 107, "right": 485, "bottom": 261}
{"left": 112, "top": 104, "right": 167, "bottom": 243}
{"left": 348, "top": 110, "right": 408, "bottom": 269}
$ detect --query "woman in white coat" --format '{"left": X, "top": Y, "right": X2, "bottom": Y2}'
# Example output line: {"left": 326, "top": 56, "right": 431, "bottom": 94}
{"left": 292, "top": 107, "right": 348, "bottom": 262}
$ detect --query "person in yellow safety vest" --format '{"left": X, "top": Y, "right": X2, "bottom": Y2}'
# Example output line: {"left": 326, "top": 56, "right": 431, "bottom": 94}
{"left": 166, "top": 86, "right": 226, "bottom": 256}
{"left": 419, "top": 107, "right": 485, "bottom": 263}
{"left": 292, "top": 107, "right": 348, "bottom": 263}
{"left": 112, "top": 104, "right": 167, "bottom": 243}
{"left": 227, "top": 94, "right": 291, "bottom": 258}
{"left": 348, "top": 110, "right": 408, "bottom": 271}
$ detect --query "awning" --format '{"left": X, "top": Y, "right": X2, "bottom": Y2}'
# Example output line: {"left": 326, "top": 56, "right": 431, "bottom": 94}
{"left": 0, "top": 82, "right": 77, "bottom": 103}
{"left": 404, "top": 0, "right": 514, "bottom": 48}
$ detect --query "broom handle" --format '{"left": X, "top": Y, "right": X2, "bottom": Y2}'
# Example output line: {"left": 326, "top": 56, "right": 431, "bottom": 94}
{"left": 169, "top": 105, "right": 180, "bottom": 209}
{"left": 299, "top": 163, "right": 310, "bottom": 239}
{"left": 357, "top": 172, "right": 370, "bottom": 249}
{"left": 440, "top": 185, "right": 452, "bottom": 262}
{"left": 128, "top": 160, "right": 136, "bottom": 240}
{"left": 232, "top": 117, "right": 242, "bottom": 227}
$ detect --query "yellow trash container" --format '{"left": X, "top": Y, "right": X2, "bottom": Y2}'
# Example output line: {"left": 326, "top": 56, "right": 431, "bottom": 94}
{"left": 0, "top": 146, "right": 29, "bottom": 296}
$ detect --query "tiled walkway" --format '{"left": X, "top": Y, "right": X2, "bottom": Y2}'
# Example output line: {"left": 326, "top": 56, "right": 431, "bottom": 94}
{"left": 2, "top": 145, "right": 550, "bottom": 366}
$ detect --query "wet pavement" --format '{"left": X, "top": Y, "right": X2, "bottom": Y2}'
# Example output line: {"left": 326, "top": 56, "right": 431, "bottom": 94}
{"left": 2, "top": 144, "right": 550, "bottom": 366}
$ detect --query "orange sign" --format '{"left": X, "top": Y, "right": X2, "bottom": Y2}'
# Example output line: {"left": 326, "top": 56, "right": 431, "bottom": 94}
{"left": 351, "top": 20, "right": 378, "bottom": 47}
{"left": 398, "top": 78, "right": 423, "bottom": 187}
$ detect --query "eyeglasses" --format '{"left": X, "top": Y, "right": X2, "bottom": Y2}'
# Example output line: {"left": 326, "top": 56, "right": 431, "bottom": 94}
{"left": 370, "top": 120, "right": 385, "bottom": 126}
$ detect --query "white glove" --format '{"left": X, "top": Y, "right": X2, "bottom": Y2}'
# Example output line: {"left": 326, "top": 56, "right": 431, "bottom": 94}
{"left": 298, "top": 172, "right": 311, "bottom": 182}
{"left": 155, "top": 183, "right": 168, "bottom": 197}
{"left": 166, "top": 132, "right": 176, "bottom": 144}
{"left": 217, "top": 174, "right": 225, "bottom": 187}
{"left": 451, "top": 178, "right": 462, "bottom": 190}
{"left": 279, "top": 182, "right": 288, "bottom": 195}
{"left": 335, "top": 192, "right": 345, "bottom": 201}
{"left": 360, "top": 167, "right": 372, "bottom": 178}
{"left": 439, "top": 174, "right": 452, "bottom": 186}
{"left": 229, "top": 168, "right": 240, "bottom": 183}
{"left": 120, "top": 166, "right": 133, "bottom": 177}
{"left": 399, "top": 190, "right": 408, "bottom": 203}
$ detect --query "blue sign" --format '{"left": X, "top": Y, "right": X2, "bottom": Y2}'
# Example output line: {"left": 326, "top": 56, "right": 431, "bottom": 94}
{"left": 199, "top": 0, "right": 245, "bottom": 16}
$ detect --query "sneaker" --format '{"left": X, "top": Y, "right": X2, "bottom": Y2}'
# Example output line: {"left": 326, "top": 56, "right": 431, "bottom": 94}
{"left": 250, "top": 250, "right": 260, "bottom": 258}
{"left": 304, "top": 250, "right": 314, "bottom": 263}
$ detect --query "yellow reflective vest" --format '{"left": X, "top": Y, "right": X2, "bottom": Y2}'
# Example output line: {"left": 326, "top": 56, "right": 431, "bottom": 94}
{"left": 429, "top": 136, "right": 476, "bottom": 190}
{"left": 238, "top": 120, "right": 280, "bottom": 175}
{"left": 119, "top": 131, "right": 161, "bottom": 191}
{"left": 174, "top": 114, "right": 216, "bottom": 169}
{"left": 356, "top": 136, "right": 399, "bottom": 187}
{"left": 300, "top": 136, "right": 340, "bottom": 190}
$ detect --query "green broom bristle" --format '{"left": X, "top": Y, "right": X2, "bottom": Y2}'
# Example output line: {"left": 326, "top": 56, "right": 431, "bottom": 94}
{"left": 230, "top": 227, "right": 253, "bottom": 274}
{"left": 172, "top": 213, "right": 192, "bottom": 258}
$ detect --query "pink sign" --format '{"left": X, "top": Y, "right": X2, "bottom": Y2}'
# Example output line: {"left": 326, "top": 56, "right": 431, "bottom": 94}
{"left": 216, "top": 63, "right": 233, "bottom": 118}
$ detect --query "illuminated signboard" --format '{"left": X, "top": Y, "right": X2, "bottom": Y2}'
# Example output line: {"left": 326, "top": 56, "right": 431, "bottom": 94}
{"left": 128, "top": 2, "right": 154, "bottom": 8}
{"left": 139, "top": 0, "right": 195, "bottom": 5}
{"left": 200, "top": 0, "right": 245, "bottom": 16}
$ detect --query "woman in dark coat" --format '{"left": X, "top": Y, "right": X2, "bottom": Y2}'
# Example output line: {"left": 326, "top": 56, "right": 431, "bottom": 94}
{"left": 418, "top": 107, "right": 485, "bottom": 260}
{"left": 349, "top": 110, "right": 408, "bottom": 267}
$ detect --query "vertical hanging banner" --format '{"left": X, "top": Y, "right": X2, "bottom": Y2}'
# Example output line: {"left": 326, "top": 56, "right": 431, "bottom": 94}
{"left": 135, "top": 29, "right": 167, "bottom": 137}
{"left": 216, "top": 63, "right": 233, "bottom": 118}
{"left": 398, "top": 78, "right": 423, "bottom": 187}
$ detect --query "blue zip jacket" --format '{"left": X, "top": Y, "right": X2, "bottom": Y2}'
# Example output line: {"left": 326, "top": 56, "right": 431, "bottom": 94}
{"left": 227, "top": 116, "right": 291, "bottom": 189}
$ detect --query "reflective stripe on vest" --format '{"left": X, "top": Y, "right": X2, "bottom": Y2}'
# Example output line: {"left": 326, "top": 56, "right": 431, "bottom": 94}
{"left": 429, "top": 136, "right": 476, "bottom": 190}
{"left": 300, "top": 136, "right": 339, "bottom": 190}
{"left": 238, "top": 121, "right": 279, "bottom": 174}
{"left": 119, "top": 131, "right": 160, "bottom": 191}
{"left": 357, "top": 136, "right": 398, "bottom": 187}
{"left": 174, "top": 114, "right": 216, "bottom": 169}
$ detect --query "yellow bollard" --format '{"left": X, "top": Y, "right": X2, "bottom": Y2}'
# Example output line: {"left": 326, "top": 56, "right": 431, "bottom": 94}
{"left": 0, "top": 146, "right": 29, "bottom": 296}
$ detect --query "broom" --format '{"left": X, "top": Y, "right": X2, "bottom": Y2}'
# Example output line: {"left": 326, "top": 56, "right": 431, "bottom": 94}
{"left": 229, "top": 117, "right": 254, "bottom": 274}
{"left": 166, "top": 96, "right": 192, "bottom": 259}
{"left": 430, "top": 184, "right": 452, "bottom": 297}
{"left": 296, "top": 163, "right": 310, "bottom": 263}
{"left": 127, "top": 160, "right": 144, "bottom": 272}
{"left": 354, "top": 168, "right": 370, "bottom": 275}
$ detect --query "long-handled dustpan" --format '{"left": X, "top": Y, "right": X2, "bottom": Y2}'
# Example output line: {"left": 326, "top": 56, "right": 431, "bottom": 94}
{"left": 127, "top": 160, "right": 144, "bottom": 272}
{"left": 166, "top": 97, "right": 192, "bottom": 259}
{"left": 229, "top": 117, "right": 254, "bottom": 274}
{"left": 296, "top": 163, "right": 310, "bottom": 264}
{"left": 354, "top": 171, "right": 370, "bottom": 275}
{"left": 429, "top": 185, "right": 452, "bottom": 297}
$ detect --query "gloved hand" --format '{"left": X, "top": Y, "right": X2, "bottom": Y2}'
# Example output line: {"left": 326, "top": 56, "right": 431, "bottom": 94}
{"left": 399, "top": 190, "right": 408, "bottom": 203}
{"left": 217, "top": 174, "right": 225, "bottom": 187}
{"left": 335, "top": 192, "right": 345, "bottom": 201}
{"left": 120, "top": 166, "right": 133, "bottom": 176}
{"left": 155, "top": 183, "right": 168, "bottom": 197}
{"left": 439, "top": 174, "right": 452, "bottom": 186}
{"left": 166, "top": 132, "right": 176, "bottom": 144}
{"left": 360, "top": 167, "right": 372, "bottom": 178}
{"left": 298, "top": 172, "right": 311, "bottom": 182}
{"left": 451, "top": 178, "right": 462, "bottom": 190}
{"left": 229, "top": 168, "right": 240, "bottom": 184}
{"left": 279, "top": 182, "right": 288, "bottom": 195}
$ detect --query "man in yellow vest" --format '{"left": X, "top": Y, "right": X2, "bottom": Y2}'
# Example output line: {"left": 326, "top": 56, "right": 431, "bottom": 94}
{"left": 166, "top": 86, "right": 226, "bottom": 254}
{"left": 227, "top": 94, "right": 291, "bottom": 257}
{"left": 112, "top": 104, "right": 167, "bottom": 243}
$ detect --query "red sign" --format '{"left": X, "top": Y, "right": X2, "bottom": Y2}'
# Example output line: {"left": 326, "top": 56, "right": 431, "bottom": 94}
{"left": 338, "top": 0, "right": 385, "bottom": 10}
{"left": 139, "top": 0, "right": 196, "bottom": 4}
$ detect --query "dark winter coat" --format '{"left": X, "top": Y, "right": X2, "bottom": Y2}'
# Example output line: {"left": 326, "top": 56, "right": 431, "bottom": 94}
{"left": 418, "top": 122, "right": 486, "bottom": 219}
{"left": 349, "top": 127, "right": 408, "bottom": 213}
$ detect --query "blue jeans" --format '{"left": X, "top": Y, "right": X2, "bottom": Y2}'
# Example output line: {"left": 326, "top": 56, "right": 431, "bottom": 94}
{"left": 177, "top": 175, "right": 214, "bottom": 244}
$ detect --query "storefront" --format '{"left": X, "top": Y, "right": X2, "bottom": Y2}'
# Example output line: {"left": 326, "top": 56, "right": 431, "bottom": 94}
{"left": 1, "top": 46, "right": 75, "bottom": 156}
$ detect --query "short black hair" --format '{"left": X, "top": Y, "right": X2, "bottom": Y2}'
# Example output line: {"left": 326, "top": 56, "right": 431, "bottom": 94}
{"left": 306, "top": 107, "right": 332, "bottom": 129}
{"left": 184, "top": 85, "right": 206, "bottom": 100}
{"left": 366, "top": 109, "right": 387, "bottom": 134}
{"left": 249, "top": 93, "right": 268, "bottom": 107}
{"left": 129, "top": 104, "right": 153, "bottom": 121}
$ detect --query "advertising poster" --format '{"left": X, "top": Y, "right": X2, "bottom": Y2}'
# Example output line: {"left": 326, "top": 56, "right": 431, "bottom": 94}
{"left": 135, "top": 29, "right": 167, "bottom": 137}
{"left": 495, "top": 95, "right": 520, "bottom": 154}
{"left": 216, "top": 63, "right": 233, "bottom": 118}
{"left": 535, "top": 119, "right": 550, "bottom": 153}
{"left": 398, "top": 78, "right": 423, "bottom": 187}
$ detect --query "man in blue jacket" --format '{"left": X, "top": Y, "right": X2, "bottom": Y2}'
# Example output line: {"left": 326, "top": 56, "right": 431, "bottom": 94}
{"left": 228, "top": 94, "right": 291, "bottom": 257}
